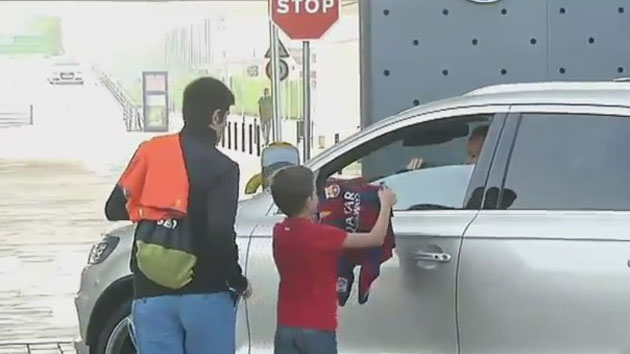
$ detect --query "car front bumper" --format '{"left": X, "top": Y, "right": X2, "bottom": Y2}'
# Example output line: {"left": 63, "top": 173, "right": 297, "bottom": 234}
{"left": 74, "top": 234, "right": 134, "bottom": 354}
{"left": 49, "top": 76, "right": 84, "bottom": 84}
{"left": 74, "top": 266, "right": 97, "bottom": 354}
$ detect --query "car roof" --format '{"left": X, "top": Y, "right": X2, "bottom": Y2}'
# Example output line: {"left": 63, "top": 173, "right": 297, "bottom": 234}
{"left": 307, "top": 81, "right": 630, "bottom": 168}
{"left": 374, "top": 81, "right": 630, "bottom": 132}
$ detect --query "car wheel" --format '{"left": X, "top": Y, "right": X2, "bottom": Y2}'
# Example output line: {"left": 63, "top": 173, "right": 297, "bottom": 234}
{"left": 93, "top": 300, "right": 136, "bottom": 354}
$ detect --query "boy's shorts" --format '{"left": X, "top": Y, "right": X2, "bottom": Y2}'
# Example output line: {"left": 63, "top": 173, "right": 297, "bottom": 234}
{"left": 274, "top": 326, "right": 338, "bottom": 354}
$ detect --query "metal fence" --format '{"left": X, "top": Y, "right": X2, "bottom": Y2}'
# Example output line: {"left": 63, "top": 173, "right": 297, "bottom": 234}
{"left": 0, "top": 105, "right": 33, "bottom": 128}
{"left": 92, "top": 65, "right": 143, "bottom": 132}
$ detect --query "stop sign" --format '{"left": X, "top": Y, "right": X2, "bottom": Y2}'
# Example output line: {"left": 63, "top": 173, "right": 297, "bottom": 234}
{"left": 270, "top": 0, "right": 340, "bottom": 40}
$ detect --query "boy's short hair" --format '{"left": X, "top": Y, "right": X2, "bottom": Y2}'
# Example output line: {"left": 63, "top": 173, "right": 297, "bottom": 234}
{"left": 270, "top": 166, "right": 314, "bottom": 217}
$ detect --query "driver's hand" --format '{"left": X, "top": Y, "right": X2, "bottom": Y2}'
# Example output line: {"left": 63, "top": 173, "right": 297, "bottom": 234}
{"left": 406, "top": 157, "right": 424, "bottom": 170}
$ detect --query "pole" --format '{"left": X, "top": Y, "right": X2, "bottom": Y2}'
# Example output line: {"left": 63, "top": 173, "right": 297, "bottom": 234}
{"left": 302, "top": 41, "right": 311, "bottom": 162}
{"left": 268, "top": 22, "right": 283, "bottom": 142}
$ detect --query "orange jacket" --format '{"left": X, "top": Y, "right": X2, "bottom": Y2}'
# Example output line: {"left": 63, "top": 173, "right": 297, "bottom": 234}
{"left": 118, "top": 134, "right": 189, "bottom": 222}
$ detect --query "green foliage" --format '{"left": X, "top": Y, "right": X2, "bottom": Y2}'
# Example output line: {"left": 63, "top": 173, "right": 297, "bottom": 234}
{"left": 0, "top": 16, "right": 62, "bottom": 55}
{"left": 230, "top": 73, "right": 303, "bottom": 120}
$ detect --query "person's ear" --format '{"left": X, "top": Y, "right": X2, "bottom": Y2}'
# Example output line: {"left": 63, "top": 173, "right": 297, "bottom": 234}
{"left": 210, "top": 109, "right": 223, "bottom": 126}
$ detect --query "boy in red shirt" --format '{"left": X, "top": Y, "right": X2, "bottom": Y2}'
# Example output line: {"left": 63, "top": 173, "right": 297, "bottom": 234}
{"left": 270, "top": 166, "right": 397, "bottom": 354}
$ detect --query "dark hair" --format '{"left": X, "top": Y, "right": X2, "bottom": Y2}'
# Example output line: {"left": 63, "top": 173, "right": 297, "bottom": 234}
{"left": 182, "top": 77, "right": 235, "bottom": 129}
{"left": 470, "top": 125, "right": 489, "bottom": 140}
{"left": 270, "top": 166, "right": 314, "bottom": 217}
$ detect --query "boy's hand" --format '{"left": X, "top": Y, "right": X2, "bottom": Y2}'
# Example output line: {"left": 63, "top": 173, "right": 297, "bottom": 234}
{"left": 378, "top": 186, "right": 397, "bottom": 208}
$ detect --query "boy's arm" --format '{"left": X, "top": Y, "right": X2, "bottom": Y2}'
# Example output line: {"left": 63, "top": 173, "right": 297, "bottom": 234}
{"left": 342, "top": 202, "right": 393, "bottom": 248}
{"left": 314, "top": 187, "right": 396, "bottom": 251}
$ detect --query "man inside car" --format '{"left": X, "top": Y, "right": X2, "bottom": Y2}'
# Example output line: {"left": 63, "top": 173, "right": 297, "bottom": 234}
{"left": 404, "top": 124, "right": 489, "bottom": 171}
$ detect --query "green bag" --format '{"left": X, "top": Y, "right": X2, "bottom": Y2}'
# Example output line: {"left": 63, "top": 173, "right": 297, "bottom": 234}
{"left": 134, "top": 219, "right": 197, "bottom": 289}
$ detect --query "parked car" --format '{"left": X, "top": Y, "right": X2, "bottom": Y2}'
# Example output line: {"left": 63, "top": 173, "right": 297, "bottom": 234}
{"left": 48, "top": 59, "right": 84, "bottom": 85}
{"left": 74, "top": 81, "right": 630, "bottom": 354}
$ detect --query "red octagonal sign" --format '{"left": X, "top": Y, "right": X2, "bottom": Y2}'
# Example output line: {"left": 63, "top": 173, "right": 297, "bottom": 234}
{"left": 270, "top": 0, "right": 340, "bottom": 40}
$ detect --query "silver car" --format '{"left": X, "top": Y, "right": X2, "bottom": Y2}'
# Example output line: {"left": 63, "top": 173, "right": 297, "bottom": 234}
{"left": 75, "top": 81, "right": 630, "bottom": 354}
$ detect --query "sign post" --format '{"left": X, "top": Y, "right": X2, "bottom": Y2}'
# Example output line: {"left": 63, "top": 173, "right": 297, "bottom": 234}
{"left": 302, "top": 41, "right": 311, "bottom": 161}
{"left": 269, "top": 0, "right": 340, "bottom": 161}
{"left": 268, "top": 22, "right": 283, "bottom": 142}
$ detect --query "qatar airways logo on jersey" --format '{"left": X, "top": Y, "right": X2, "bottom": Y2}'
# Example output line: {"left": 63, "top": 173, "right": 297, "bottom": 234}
{"left": 343, "top": 191, "right": 361, "bottom": 233}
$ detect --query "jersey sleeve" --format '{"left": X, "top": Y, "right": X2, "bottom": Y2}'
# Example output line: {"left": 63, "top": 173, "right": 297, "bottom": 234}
{"left": 312, "top": 224, "right": 347, "bottom": 253}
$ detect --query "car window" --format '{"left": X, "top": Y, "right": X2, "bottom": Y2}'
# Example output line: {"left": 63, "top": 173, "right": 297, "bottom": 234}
{"left": 322, "top": 114, "right": 494, "bottom": 211}
{"left": 373, "top": 165, "right": 474, "bottom": 210}
{"left": 502, "top": 113, "right": 630, "bottom": 210}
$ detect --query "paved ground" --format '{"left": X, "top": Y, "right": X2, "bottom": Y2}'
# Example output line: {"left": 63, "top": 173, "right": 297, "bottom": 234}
{"left": 0, "top": 342, "right": 75, "bottom": 354}
{"left": 0, "top": 147, "right": 258, "bottom": 349}
{"left": 0, "top": 68, "right": 261, "bottom": 348}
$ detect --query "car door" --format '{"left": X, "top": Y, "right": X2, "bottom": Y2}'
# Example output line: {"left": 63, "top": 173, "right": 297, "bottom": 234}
{"left": 459, "top": 106, "right": 630, "bottom": 354}
{"left": 244, "top": 106, "right": 509, "bottom": 354}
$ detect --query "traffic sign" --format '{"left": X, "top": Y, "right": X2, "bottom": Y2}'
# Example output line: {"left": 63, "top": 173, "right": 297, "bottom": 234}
{"left": 264, "top": 39, "right": 290, "bottom": 59}
{"left": 270, "top": 0, "right": 340, "bottom": 40}
{"left": 246, "top": 65, "right": 259, "bottom": 77}
{"left": 266, "top": 59, "right": 289, "bottom": 81}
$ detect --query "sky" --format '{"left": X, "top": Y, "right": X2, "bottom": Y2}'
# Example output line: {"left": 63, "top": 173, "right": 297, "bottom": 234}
{"left": 0, "top": 1, "right": 268, "bottom": 62}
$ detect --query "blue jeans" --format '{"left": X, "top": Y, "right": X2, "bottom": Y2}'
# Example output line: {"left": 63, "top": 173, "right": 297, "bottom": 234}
{"left": 131, "top": 292, "right": 236, "bottom": 354}
{"left": 274, "top": 326, "right": 338, "bottom": 354}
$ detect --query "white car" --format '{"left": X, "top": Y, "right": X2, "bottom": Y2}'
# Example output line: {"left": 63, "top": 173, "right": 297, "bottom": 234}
{"left": 48, "top": 60, "right": 84, "bottom": 85}
{"left": 75, "top": 81, "right": 630, "bottom": 354}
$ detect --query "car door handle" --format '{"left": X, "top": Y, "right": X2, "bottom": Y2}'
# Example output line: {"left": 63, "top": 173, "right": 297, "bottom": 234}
{"left": 413, "top": 251, "right": 452, "bottom": 263}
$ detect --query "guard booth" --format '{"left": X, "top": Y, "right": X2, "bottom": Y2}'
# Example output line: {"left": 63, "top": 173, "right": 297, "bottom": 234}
{"left": 359, "top": 0, "right": 630, "bottom": 127}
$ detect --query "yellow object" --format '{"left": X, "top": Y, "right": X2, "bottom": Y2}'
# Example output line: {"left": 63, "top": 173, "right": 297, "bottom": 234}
{"left": 245, "top": 172, "right": 263, "bottom": 194}
{"left": 135, "top": 240, "right": 197, "bottom": 289}
{"left": 244, "top": 141, "right": 298, "bottom": 194}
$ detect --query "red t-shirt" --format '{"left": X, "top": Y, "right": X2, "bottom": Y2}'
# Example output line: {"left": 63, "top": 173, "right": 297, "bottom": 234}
{"left": 273, "top": 217, "right": 347, "bottom": 331}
